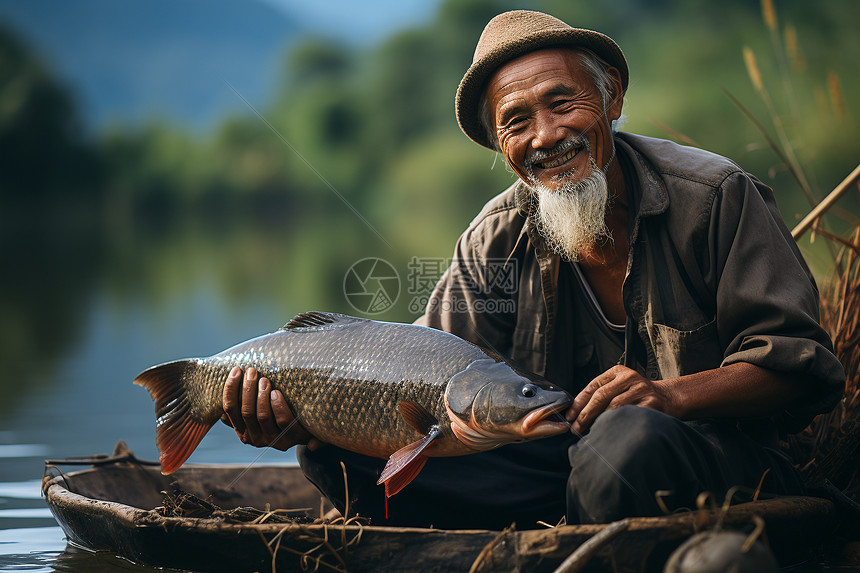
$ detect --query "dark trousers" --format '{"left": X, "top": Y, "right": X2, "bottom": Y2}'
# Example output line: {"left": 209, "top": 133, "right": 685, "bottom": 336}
{"left": 297, "top": 406, "right": 805, "bottom": 529}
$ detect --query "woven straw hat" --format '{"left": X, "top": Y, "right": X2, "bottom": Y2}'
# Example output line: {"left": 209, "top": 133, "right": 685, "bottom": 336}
{"left": 456, "top": 10, "right": 628, "bottom": 150}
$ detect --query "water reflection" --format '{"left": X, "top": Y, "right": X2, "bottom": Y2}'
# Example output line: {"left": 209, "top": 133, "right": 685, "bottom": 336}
{"left": 52, "top": 545, "right": 176, "bottom": 573}
{"left": 0, "top": 207, "right": 407, "bottom": 414}
{"left": 0, "top": 480, "right": 43, "bottom": 499}
{"left": 0, "top": 527, "right": 64, "bottom": 571}
{"left": 0, "top": 528, "right": 169, "bottom": 573}
{"left": 0, "top": 447, "right": 51, "bottom": 460}
{"left": 0, "top": 216, "right": 106, "bottom": 418}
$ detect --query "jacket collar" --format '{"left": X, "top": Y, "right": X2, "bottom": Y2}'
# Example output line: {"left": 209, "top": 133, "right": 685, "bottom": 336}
{"left": 614, "top": 132, "right": 669, "bottom": 246}
{"left": 614, "top": 132, "right": 669, "bottom": 219}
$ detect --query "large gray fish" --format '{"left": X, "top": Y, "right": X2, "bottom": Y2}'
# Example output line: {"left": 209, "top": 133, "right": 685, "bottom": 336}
{"left": 135, "top": 312, "right": 572, "bottom": 496}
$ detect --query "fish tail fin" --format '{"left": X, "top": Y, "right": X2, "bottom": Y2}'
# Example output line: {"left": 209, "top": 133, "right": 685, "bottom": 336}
{"left": 134, "top": 360, "right": 214, "bottom": 475}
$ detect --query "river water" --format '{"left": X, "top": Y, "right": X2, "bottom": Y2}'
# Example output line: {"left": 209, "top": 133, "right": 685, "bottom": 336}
{"left": 0, "top": 213, "right": 410, "bottom": 572}
{"left": 0, "top": 290, "right": 305, "bottom": 572}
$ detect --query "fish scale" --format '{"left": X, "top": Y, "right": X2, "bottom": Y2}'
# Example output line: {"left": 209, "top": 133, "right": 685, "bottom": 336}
{"left": 135, "top": 312, "right": 572, "bottom": 496}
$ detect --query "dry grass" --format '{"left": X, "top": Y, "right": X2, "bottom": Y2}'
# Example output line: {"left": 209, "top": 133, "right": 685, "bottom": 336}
{"left": 156, "top": 487, "right": 316, "bottom": 524}
{"left": 783, "top": 228, "right": 860, "bottom": 498}
{"left": 729, "top": 1, "right": 860, "bottom": 499}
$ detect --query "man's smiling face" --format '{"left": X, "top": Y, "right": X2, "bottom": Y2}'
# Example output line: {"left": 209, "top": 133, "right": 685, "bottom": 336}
{"left": 485, "top": 48, "right": 622, "bottom": 192}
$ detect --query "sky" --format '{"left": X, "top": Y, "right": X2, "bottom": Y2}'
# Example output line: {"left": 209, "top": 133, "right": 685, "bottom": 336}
{"left": 261, "top": 0, "right": 439, "bottom": 45}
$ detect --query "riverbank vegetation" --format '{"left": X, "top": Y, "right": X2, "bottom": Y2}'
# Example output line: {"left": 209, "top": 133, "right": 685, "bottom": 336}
{"left": 0, "top": 0, "right": 857, "bottom": 411}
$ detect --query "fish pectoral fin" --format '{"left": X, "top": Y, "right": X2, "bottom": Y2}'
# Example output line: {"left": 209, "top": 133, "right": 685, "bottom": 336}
{"left": 398, "top": 400, "right": 439, "bottom": 434}
{"left": 376, "top": 427, "right": 440, "bottom": 497}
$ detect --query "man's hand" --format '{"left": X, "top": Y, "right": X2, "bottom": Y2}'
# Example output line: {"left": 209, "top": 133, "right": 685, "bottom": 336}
{"left": 565, "top": 365, "right": 678, "bottom": 434}
{"left": 565, "top": 362, "right": 808, "bottom": 435}
{"left": 221, "top": 366, "right": 326, "bottom": 451}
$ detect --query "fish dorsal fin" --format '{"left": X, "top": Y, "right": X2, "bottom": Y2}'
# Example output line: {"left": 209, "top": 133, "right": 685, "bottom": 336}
{"left": 280, "top": 312, "right": 365, "bottom": 331}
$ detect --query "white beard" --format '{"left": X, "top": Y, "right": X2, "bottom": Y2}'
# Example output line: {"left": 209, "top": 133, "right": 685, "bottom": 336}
{"left": 532, "top": 157, "right": 611, "bottom": 262}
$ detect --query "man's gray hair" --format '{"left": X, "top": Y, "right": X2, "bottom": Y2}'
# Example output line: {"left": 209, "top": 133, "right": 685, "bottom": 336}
{"left": 479, "top": 48, "right": 623, "bottom": 152}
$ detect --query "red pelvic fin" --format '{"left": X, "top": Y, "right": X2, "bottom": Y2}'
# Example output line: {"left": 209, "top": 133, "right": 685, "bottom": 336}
{"left": 133, "top": 360, "right": 214, "bottom": 474}
{"left": 384, "top": 455, "right": 428, "bottom": 498}
{"left": 376, "top": 426, "right": 440, "bottom": 497}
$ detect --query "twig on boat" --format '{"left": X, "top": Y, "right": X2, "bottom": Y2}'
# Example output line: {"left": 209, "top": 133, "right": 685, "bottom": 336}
{"left": 257, "top": 511, "right": 366, "bottom": 573}
{"left": 259, "top": 523, "right": 351, "bottom": 573}
{"left": 717, "top": 486, "right": 757, "bottom": 530}
{"left": 655, "top": 490, "right": 673, "bottom": 516}
{"left": 536, "top": 515, "right": 567, "bottom": 528}
{"left": 551, "top": 519, "right": 630, "bottom": 573}
{"left": 340, "top": 461, "right": 350, "bottom": 522}
{"left": 339, "top": 461, "right": 349, "bottom": 554}
{"left": 252, "top": 507, "right": 314, "bottom": 525}
{"left": 753, "top": 469, "right": 771, "bottom": 502}
{"left": 694, "top": 492, "right": 719, "bottom": 531}
{"left": 156, "top": 488, "right": 315, "bottom": 524}
{"left": 468, "top": 524, "right": 516, "bottom": 573}
{"left": 741, "top": 515, "right": 768, "bottom": 553}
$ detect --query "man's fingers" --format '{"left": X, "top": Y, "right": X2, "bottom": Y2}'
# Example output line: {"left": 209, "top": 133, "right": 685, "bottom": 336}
{"left": 269, "top": 390, "right": 322, "bottom": 451}
{"left": 572, "top": 366, "right": 658, "bottom": 433}
{"left": 241, "top": 368, "right": 263, "bottom": 441}
{"left": 573, "top": 372, "right": 628, "bottom": 433}
{"left": 223, "top": 367, "right": 324, "bottom": 452}
{"left": 256, "top": 377, "right": 280, "bottom": 438}
{"left": 270, "top": 389, "right": 293, "bottom": 429}
{"left": 222, "top": 366, "right": 245, "bottom": 434}
{"left": 568, "top": 369, "right": 615, "bottom": 426}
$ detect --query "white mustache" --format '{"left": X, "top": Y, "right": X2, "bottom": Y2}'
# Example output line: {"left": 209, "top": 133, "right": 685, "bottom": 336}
{"left": 524, "top": 136, "right": 590, "bottom": 172}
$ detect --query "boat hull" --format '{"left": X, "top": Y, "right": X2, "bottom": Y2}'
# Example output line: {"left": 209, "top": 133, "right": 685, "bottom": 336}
{"left": 42, "top": 444, "right": 837, "bottom": 573}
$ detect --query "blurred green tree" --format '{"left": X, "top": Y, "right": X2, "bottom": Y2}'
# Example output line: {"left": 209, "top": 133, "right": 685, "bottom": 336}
{"left": 0, "top": 23, "right": 100, "bottom": 213}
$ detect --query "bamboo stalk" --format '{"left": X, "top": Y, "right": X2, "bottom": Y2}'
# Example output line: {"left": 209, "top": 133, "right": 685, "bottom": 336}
{"left": 792, "top": 164, "right": 860, "bottom": 239}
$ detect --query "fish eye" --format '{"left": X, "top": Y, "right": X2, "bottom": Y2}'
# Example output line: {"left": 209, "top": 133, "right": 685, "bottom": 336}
{"left": 521, "top": 384, "right": 537, "bottom": 398}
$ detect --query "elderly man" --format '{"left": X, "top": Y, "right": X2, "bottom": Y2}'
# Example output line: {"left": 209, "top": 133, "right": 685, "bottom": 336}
{"left": 222, "top": 11, "right": 844, "bottom": 528}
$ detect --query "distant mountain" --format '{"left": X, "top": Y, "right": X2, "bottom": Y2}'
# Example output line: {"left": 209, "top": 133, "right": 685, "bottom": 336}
{"left": 262, "top": 0, "right": 439, "bottom": 46}
{"left": 0, "top": 0, "right": 303, "bottom": 131}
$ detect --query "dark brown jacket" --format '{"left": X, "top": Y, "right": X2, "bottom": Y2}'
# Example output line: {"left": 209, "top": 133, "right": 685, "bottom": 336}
{"left": 416, "top": 132, "right": 844, "bottom": 434}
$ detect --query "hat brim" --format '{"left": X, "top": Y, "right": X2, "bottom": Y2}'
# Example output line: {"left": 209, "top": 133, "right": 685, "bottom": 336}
{"left": 456, "top": 29, "right": 628, "bottom": 151}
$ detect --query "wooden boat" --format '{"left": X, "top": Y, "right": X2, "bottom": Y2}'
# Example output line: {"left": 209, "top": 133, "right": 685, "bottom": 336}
{"left": 42, "top": 441, "right": 837, "bottom": 573}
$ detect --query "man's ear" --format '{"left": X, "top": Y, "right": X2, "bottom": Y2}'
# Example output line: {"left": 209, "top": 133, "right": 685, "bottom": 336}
{"left": 605, "top": 67, "right": 624, "bottom": 122}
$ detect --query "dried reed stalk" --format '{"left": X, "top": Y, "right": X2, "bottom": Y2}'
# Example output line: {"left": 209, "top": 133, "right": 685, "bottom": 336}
{"left": 784, "top": 227, "right": 860, "bottom": 499}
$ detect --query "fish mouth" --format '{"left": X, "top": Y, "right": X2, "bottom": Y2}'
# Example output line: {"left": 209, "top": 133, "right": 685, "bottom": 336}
{"left": 521, "top": 400, "right": 571, "bottom": 436}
